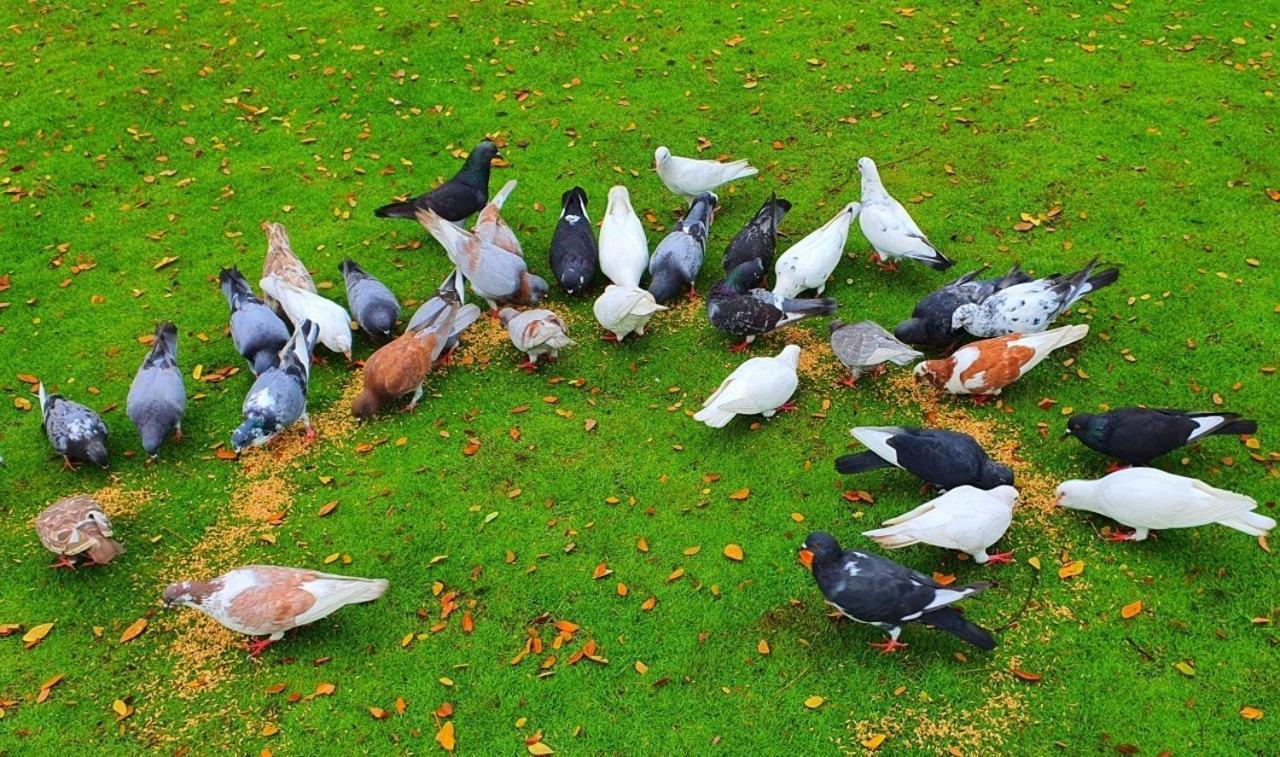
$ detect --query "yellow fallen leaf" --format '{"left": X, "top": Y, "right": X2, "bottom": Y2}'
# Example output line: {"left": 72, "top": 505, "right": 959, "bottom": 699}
{"left": 111, "top": 699, "right": 133, "bottom": 721}
{"left": 862, "top": 734, "right": 886, "bottom": 750}
{"left": 1026, "top": 556, "right": 1041, "bottom": 571}
{"left": 528, "top": 742, "right": 554, "bottom": 755}
{"left": 1240, "top": 706, "right": 1263, "bottom": 720}
{"left": 1174, "top": 661, "right": 1196, "bottom": 677}
{"left": 757, "top": 639, "right": 770, "bottom": 655}
{"left": 23, "top": 622, "right": 54, "bottom": 649}
{"left": 436, "top": 720, "right": 456, "bottom": 751}
{"left": 804, "top": 695, "right": 825, "bottom": 709}
{"left": 634, "top": 660, "right": 648, "bottom": 674}
{"left": 369, "top": 706, "right": 388, "bottom": 720}
{"left": 1058, "top": 559, "right": 1084, "bottom": 579}
{"left": 729, "top": 488, "right": 750, "bottom": 501}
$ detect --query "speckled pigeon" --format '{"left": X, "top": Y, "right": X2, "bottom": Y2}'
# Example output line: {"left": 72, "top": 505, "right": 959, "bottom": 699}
{"left": 39, "top": 382, "right": 109, "bottom": 469}
{"left": 231, "top": 320, "right": 319, "bottom": 451}
{"left": 707, "top": 260, "right": 836, "bottom": 352}
{"left": 894, "top": 265, "right": 1032, "bottom": 348}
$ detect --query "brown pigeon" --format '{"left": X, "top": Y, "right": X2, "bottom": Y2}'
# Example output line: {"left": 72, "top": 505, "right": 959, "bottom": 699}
{"left": 34, "top": 495, "right": 125, "bottom": 569}
{"left": 163, "top": 565, "right": 388, "bottom": 656}
{"left": 914, "top": 324, "right": 1088, "bottom": 402}
{"left": 352, "top": 301, "right": 458, "bottom": 419}
{"left": 261, "top": 222, "right": 316, "bottom": 316}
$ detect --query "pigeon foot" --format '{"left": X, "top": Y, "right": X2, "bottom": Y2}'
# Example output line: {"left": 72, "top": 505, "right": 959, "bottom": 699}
{"left": 1104, "top": 462, "right": 1131, "bottom": 473}
{"left": 729, "top": 340, "right": 752, "bottom": 353}
{"left": 837, "top": 374, "right": 859, "bottom": 388}
{"left": 517, "top": 360, "right": 539, "bottom": 374}
{"left": 869, "top": 638, "right": 908, "bottom": 654}
{"left": 601, "top": 331, "right": 620, "bottom": 343}
{"left": 244, "top": 637, "right": 277, "bottom": 657}
{"left": 777, "top": 401, "right": 798, "bottom": 413}
{"left": 49, "top": 555, "right": 78, "bottom": 570}
{"left": 970, "top": 394, "right": 996, "bottom": 406}
{"left": 1104, "top": 529, "right": 1136, "bottom": 542}
{"left": 62, "top": 456, "right": 78, "bottom": 472}
{"left": 436, "top": 349, "right": 455, "bottom": 367}
{"left": 303, "top": 426, "right": 317, "bottom": 443}
{"left": 985, "top": 551, "right": 1014, "bottom": 565}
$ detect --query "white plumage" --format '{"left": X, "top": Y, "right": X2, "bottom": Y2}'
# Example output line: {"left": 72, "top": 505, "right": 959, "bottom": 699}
{"left": 599, "top": 186, "right": 649, "bottom": 287}
{"left": 771, "top": 202, "right": 861, "bottom": 298}
{"left": 864, "top": 485, "right": 1019, "bottom": 563}
{"left": 857, "top": 157, "right": 953, "bottom": 270}
{"left": 259, "top": 275, "right": 353, "bottom": 359}
{"left": 655, "top": 146, "right": 758, "bottom": 199}
{"left": 917, "top": 324, "right": 1089, "bottom": 396}
{"left": 1056, "top": 468, "right": 1274, "bottom": 542}
{"left": 693, "top": 345, "right": 800, "bottom": 428}
{"left": 593, "top": 284, "right": 667, "bottom": 341}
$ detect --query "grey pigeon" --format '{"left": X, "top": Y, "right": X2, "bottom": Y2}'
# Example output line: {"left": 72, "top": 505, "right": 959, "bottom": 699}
{"left": 416, "top": 208, "right": 548, "bottom": 310}
{"left": 340, "top": 258, "right": 401, "bottom": 341}
{"left": 220, "top": 266, "right": 290, "bottom": 375}
{"left": 894, "top": 265, "right": 1032, "bottom": 348}
{"left": 231, "top": 320, "right": 319, "bottom": 451}
{"left": 126, "top": 322, "right": 186, "bottom": 457}
{"left": 803, "top": 532, "right": 996, "bottom": 653}
{"left": 648, "top": 192, "right": 716, "bottom": 304}
{"left": 951, "top": 258, "right": 1120, "bottom": 338}
{"left": 38, "top": 382, "right": 109, "bottom": 469}
{"left": 407, "top": 270, "right": 482, "bottom": 359}
{"left": 374, "top": 140, "right": 497, "bottom": 222}
{"left": 828, "top": 320, "right": 922, "bottom": 387}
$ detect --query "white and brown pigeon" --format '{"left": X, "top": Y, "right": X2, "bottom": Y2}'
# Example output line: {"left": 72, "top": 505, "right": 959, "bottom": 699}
{"left": 260, "top": 222, "right": 316, "bottom": 316}
{"left": 499, "top": 308, "right": 575, "bottom": 371}
{"left": 864, "top": 485, "right": 1019, "bottom": 564}
{"left": 260, "top": 275, "right": 353, "bottom": 360}
{"left": 34, "top": 494, "right": 125, "bottom": 569}
{"left": 416, "top": 207, "right": 548, "bottom": 310}
{"left": 914, "top": 324, "right": 1089, "bottom": 401}
{"left": 472, "top": 179, "right": 522, "bottom": 257}
{"left": 163, "top": 565, "right": 388, "bottom": 656}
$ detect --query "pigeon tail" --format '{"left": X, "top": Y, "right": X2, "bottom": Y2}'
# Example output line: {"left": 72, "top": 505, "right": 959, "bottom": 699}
{"left": 692, "top": 406, "right": 737, "bottom": 429}
{"left": 780, "top": 296, "right": 838, "bottom": 319}
{"left": 835, "top": 451, "right": 893, "bottom": 474}
{"left": 491, "top": 179, "right": 518, "bottom": 209}
{"left": 1078, "top": 265, "right": 1120, "bottom": 300}
{"left": 1213, "top": 418, "right": 1258, "bottom": 436}
{"left": 920, "top": 606, "right": 997, "bottom": 650}
{"left": 1217, "top": 510, "right": 1275, "bottom": 537}
{"left": 919, "top": 249, "right": 956, "bottom": 271}
{"left": 373, "top": 200, "right": 417, "bottom": 219}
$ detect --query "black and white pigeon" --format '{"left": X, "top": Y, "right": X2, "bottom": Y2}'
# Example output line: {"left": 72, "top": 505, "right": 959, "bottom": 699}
{"left": 707, "top": 260, "right": 836, "bottom": 352}
{"left": 38, "top": 382, "right": 109, "bottom": 469}
{"left": 1066, "top": 408, "right": 1257, "bottom": 466}
{"left": 549, "top": 187, "right": 599, "bottom": 296}
{"left": 407, "top": 270, "right": 482, "bottom": 359}
{"left": 126, "top": 322, "right": 186, "bottom": 458}
{"left": 231, "top": 321, "right": 319, "bottom": 451}
{"left": 894, "top": 265, "right": 1032, "bottom": 348}
{"left": 220, "top": 266, "right": 290, "bottom": 376}
{"left": 835, "top": 426, "right": 1013, "bottom": 490}
{"left": 803, "top": 532, "right": 996, "bottom": 653}
{"left": 722, "top": 193, "right": 791, "bottom": 285}
{"left": 373, "top": 140, "right": 498, "bottom": 222}
{"left": 647, "top": 192, "right": 716, "bottom": 304}
{"left": 340, "top": 259, "right": 401, "bottom": 342}
{"left": 951, "top": 258, "right": 1120, "bottom": 338}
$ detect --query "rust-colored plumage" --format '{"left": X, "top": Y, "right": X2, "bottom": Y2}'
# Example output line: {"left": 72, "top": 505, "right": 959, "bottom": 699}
{"left": 261, "top": 222, "right": 315, "bottom": 313}
{"left": 33, "top": 495, "right": 125, "bottom": 568}
{"left": 353, "top": 302, "right": 457, "bottom": 419}
{"left": 915, "top": 324, "right": 1089, "bottom": 396}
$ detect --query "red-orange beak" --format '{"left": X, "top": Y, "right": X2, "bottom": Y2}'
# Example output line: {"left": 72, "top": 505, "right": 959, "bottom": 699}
{"left": 798, "top": 549, "right": 814, "bottom": 569}
{"left": 1052, "top": 495, "right": 1063, "bottom": 508}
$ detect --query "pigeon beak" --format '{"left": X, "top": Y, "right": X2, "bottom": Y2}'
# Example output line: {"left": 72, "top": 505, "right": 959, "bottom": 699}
{"left": 1052, "top": 495, "right": 1063, "bottom": 508}
{"left": 1060, "top": 428, "right": 1072, "bottom": 438}
{"left": 798, "top": 549, "right": 814, "bottom": 569}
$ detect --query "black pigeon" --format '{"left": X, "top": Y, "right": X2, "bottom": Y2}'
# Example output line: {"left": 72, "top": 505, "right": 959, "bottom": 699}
{"left": 126, "top": 322, "right": 186, "bottom": 458}
{"left": 373, "top": 140, "right": 498, "bottom": 222}
{"left": 803, "top": 532, "right": 996, "bottom": 653}
{"left": 340, "top": 258, "right": 401, "bottom": 341}
{"left": 647, "top": 192, "right": 716, "bottom": 304}
{"left": 220, "top": 266, "right": 290, "bottom": 376}
{"left": 893, "top": 264, "right": 1031, "bottom": 348}
{"left": 707, "top": 260, "right": 836, "bottom": 352}
{"left": 835, "top": 426, "right": 1013, "bottom": 490}
{"left": 38, "top": 382, "right": 109, "bottom": 469}
{"left": 549, "top": 187, "right": 599, "bottom": 296}
{"left": 722, "top": 193, "right": 791, "bottom": 286}
{"left": 1066, "top": 408, "right": 1258, "bottom": 466}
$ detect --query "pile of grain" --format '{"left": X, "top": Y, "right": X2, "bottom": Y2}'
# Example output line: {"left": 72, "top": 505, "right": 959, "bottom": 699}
{"left": 92, "top": 484, "right": 151, "bottom": 519}
{"left": 453, "top": 313, "right": 509, "bottom": 370}
{"left": 768, "top": 324, "right": 844, "bottom": 384}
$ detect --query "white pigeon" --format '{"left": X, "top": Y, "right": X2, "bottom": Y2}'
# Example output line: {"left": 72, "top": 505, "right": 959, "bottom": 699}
{"left": 472, "top": 179, "right": 522, "bottom": 257}
{"left": 598, "top": 186, "right": 649, "bottom": 287}
{"left": 259, "top": 275, "right": 353, "bottom": 359}
{"left": 864, "top": 485, "right": 1019, "bottom": 564}
{"left": 654, "top": 146, "right": 758, "bottom": 199}
{"left": 771, "top": 202, "right": 861, "bottom": 298}
{"left": 1056, "top": 468, "right": 1275, "bottom": 542}
{"left": 857, "top": 157, "right": 954, "bottom": 271}
{"left": 593, "top": 284, "right": 667, "bottom": 342}
{"left": 693, "top": 344, "right": 800, "bottom": 428}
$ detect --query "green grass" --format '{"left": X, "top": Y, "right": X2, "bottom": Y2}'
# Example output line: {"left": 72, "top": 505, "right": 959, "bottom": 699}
{"left": 1, "top": 0, "right": 1278, "bottom": 753}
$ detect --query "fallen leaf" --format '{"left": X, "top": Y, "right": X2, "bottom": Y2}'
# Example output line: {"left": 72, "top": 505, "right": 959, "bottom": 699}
{"left": 23, "top": 622, "right": 54, "bottom": 649}
{"left": 862, "top": 734, "right": 886, "bottom": 751}
{"left": 317, "top": 501, "right": 338, "bottom": 517}
{"left": 528, "top": 742, "right": 554, "bottom": 755}
{"left": 757, "top": 639, "right": 770, "bottom": 655}
{"left": 723, "top": 544, "right": 744, "bottom": 561}
{"left": 1012, "top": 668, "right": 1042, "bottom": 683}
{"left": 1121, "top": 601, "right": 1143, "bottom": 619}
{"left": 1240, "top": 706, "right": 1263, "bottom": 721}
{"left": 803, "top": 695, "right": 825, "bottom": 709}
{"left": 1058, "top": 559, "right": 1084, "bottom": 579}
{"left": 369, "top": 706, "right": 388, "bottom": 720}
{"left": 119, "top": 618, "right": 148, "bottom": 643}
{"left": 1174, "top": 661, "right": 1196, "bottom": 677}
{"left": 436, "top": 720, "right": 456, "bottom": 751}
{"left": 111, "top": 698, "right": 133, "bottom": 721}
{"left": 728, "top": 488, "right": 750, "bottom": 501}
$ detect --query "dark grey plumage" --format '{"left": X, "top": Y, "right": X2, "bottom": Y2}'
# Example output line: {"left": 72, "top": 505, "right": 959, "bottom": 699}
{"left": 722, "top": 193, "right": 791, "bottom": 286}
{"left": 549, "top": 187, "right": 599, "bottom": 296}
{"left": 39, "top": 382, "right": 109, "bottom": 468}
{"left": 231, "top": 321, "right": 319, "bottom": 451}
{"left": 407, "top": 270, "right": 483, "bottom": 355}
{"left": 340, "top": 259, "right": 401, "bottom": 342}
{"left": 835, "top": 426, "right": 1013, "bottom": 490}
{"left": 126, "top": 322, "right": 186, "bottom": 457}
{"left": 707, "top": 260, "right": 836, "bottom": 347}
{"left": 373, "top": 140, "right": 497, "bottom": 222}
{"left": 1066, "top": 408, "right": 1258, "bottom": 466}
{"left": 647, "top": 192, "right": 717, "bottom": 304}
{"left": 894, "top": 265, "right": 1031, "bottom": 348}
{"left": 220, "top": 266, "right": 290, "bottom": 376}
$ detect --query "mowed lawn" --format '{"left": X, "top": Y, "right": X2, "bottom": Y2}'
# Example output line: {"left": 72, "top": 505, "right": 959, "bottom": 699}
{"left": 1, "top": 1, "right": 1277, "bottom": 754}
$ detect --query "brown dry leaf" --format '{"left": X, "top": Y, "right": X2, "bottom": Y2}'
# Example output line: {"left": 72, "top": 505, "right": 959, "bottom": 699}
{"left": 153, "top": 255, "right": 180, "bottom": 270}
{"left": 23, "top": 622, "right": 54, "bottom": 649}
{"left": 313, "top": 682, "right": 337, "bottom": 697}
{"left": 757, "top": 639, "right": 771, "bottom": 656}
{"left": 369, "top": 706, "right": 389, "bottom": 720}
{"left": 119, "top": 618, "right": 148, "bottom": 643}
{"left": 436, "top": 720, "right": 456, "bottom": 751}
{"left": 317, "top": 501, "right": 338, "bottom": 517}
{"left": 111, "top": 698, "right": 133, "bottom": 721}
{"left": 1121, "top": 601, "right": 1143, "bottom": 619}
{"left": 592, "top": 562, "right": 611, "bottom": 580}
{"left": 862, "top": 734, "right": 887, "bottom": 751}
{"left": 728, "top": 488, "right": 750, "bottom": 501}
{"left": 723, "top": 544, "right": 744, "bottom": 561}
{"left": 1012, "top": 668, "right": 1042, "bottom": 683}
{"left": 462, "top": 439, "right": 481, "bottom": 456}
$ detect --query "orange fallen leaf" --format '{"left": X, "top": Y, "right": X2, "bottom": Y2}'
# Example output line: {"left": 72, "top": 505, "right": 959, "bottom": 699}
{"left": 1058, "top": 559, "right": 1084, "bottom": 579}
{"left": 436, "top": 720, "right": 456, "bottom": 751}
{"left": 723, "top": 544, "right": 744, "bottom": 561}
{"left": 1240, "top": 706, "right": 1263, "bottom": 720}
{"left": 1121, "top": 601, "right": 1143, "bottom": 619}
{"left": 1011, "top": 668, "right": 1042, "bottom": 683}
{"left": 728, "top": 488, "right": 750, "bottom": 501}
{"left": 369, "top": 706, "right": 388, "bottom": 720}
{"left": 435, "top": 702, "right": 454, "bottom": 718}
{"left": 313, "top": 682, "right": 336, "bottom": 697}
{"left": 119, "top": 618, "right": 148, "bottom": 643}
{"left": 23, "top": 622, "right": 54, "bottom": 649}
{"left": 528, "top": 742, "right": 554, "bottom": 755}
{"left": 932, "top": 572, "right": 956, "bottom": 586}
{"left": 592, "top": 562, "right": 611, "bottom": 580}
{"left": 317, "top": 501, "right": 338, "bottom": 517}
{"left": 757, "top": 639, "right": 771, "bottom": 656}
{"left": 862, "top": 734, "right": 886, "bottom": 751}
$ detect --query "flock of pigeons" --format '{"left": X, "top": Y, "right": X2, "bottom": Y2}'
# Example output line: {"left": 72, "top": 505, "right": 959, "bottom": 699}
{"left": 28, "top": 139, "right": 1273, "bottom": 656}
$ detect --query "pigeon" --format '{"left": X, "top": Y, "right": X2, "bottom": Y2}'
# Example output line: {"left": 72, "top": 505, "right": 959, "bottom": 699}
{"left": 38, "top": 382, "right": 109, "bottom": 469}
{"left": 1066, "top": 408, "right": 1258, "bottom": 467}
{"left": 722, "top": 193, "right": 791, "bottom": 283}
{"left": 406, "top": 270, "right": 482, "bottom": 359}
{"left": 951, "top": 259, "right": 1120, "bottom": 338}
{"left": 654, "top": 146, "right": 757, "bottom": 199}
{"left": 260, "top": 222, "right": 316, "bottom": 316}
{"left": 260, "top": 275, "right": 353, "bottom": 360}
{"left": 593, "top": 284, "right": 667, "bottom": 342}
{"left": 857, "top": 157, "right": 953, "bottom": 272}
{"left": 647, "top": 192, "right": 716, "bottom": 304}
{"left": 339, "top": 258, "right": 401, "bottom": 342}
{"left": 802, "top": 532, "right": 996, "bottom": 653}
{"left": 499, "top": 308, "right": 575, "bottom": 371}
{"left": 549, "top": 187, "right": 599, "bottom": 296}
{"left": 416, "top": 208, "right": 548, "bottom": 310}
{"left": 34, "top": 494, "right": 125, "bottom": 569}
{"left": 231, "top": 320, "right": 319, "bottom": 451}
{"left": 220, "top": 266, "right": 290, "bottom": 375}
{"left": 472, "top": 179, "right": 522, "bottom": 257}
{"left": 692, "top": 344, "right": 800, "bottom": 428}
{"left": 1056, "top": 468, "right": 1275, "bottom": 542}
{"left": 828, "top": 320, "right": 923, "bottom": 387}
{"left": 707, "top": 261, "right": 836, "bottom": 351}
{"left": 894, "top": 265, "right": 1032, "bottom": 348}
{"left": 835, "top": 427, "right": 1013, "bottom": 490}
{"left": 599, "top": 185, "right": 649, "bottom": 288}
{"left": 771, "top": 202, "right": 861, "bottom": 298}
{"left": 373, "top": 139, "right": 497, "bottom": 222}
{"left": 126, "top": 322, "right": 186, "bottom": 457}
{"left": 353, "top": 302, "right": 457, "bottom": 419}
{"left": 163, "top": 565, "right": 388, "bottom": 656}
{"left": 863, "top": 485, "right": 1019, "bottom": 564}
{"left": 914, "top": 324, "right": 1089, "bottom": 400}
